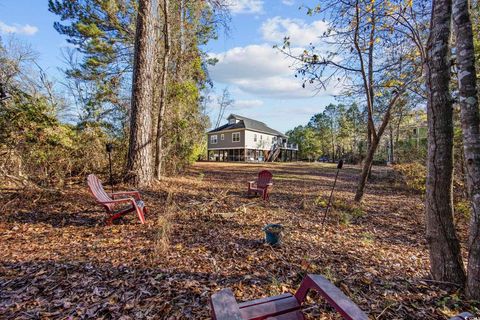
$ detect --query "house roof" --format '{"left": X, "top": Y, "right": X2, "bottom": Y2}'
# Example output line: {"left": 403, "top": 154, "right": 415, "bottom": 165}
{"left": 208, "top": 114, "right": 287, "bottom": 138}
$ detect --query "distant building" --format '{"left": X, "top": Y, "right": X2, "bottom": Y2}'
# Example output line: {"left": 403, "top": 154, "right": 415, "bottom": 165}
{"left": 207, "top": 114, "right": 298, "bottom": 162}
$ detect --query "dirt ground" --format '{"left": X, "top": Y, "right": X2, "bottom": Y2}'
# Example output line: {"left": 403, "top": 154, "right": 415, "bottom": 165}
{"left": 0, "top": 162, "right": 477, "bottom": 319}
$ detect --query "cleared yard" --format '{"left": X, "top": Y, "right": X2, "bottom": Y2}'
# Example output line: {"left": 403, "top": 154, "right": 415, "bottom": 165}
{"left": 0, "top": 162, "right": 474, "bottom": 319}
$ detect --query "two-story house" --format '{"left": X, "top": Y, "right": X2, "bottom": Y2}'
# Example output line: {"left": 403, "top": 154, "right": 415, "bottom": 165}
{"left": 207, "top": 114, "right": 298, "bottom": 162}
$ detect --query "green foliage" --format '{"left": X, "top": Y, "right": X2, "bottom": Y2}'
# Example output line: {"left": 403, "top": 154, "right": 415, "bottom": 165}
{"left": 163, "top": 79, "right": 208, "bottom": 173}
{"left": 49, "top": 0, "right": 221, "bottom": 176}
{"left": 287, "top": 103, "right": 365, "bottom": 162}
{"left": 0, "top": 90, "right": 118, "bottom": 187}
{"left": 286, "top": 125, "right": 321, "bottom": 161}
{"left": 49, "top": 0, "right": 135, "bottom": 130}
{"left": 454, "top": 200, "right": 471, "bottom": 220}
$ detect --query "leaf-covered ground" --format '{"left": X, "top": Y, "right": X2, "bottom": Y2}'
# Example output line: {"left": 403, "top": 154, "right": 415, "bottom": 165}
{"left": 0, "top": 162, "right": 477, "bottom": 319}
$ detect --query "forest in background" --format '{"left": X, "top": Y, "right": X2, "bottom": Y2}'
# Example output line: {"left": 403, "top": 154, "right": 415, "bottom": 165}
{"left": 0, "top": 0, "right": 228, "bottom": 188}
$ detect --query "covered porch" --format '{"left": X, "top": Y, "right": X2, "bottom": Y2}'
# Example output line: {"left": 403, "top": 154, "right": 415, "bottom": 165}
{"left": 207, "top": 148, "right": 298, "bottom": 162}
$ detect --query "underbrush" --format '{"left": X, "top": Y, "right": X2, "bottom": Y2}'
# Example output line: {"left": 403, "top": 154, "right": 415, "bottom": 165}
{"left": 394, "top": 162, "right": 426, "bottom": 193}
{"left": 314, "top": 196, "right": 365, "bottom": 225}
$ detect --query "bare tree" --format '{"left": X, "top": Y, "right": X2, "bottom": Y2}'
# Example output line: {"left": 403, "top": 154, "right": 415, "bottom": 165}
{"left": 424, "top": 0, "right": 466, "bottom": 285}
{"left": 214, "top": 87, "right": 234, "bottom": 128}
{"left": 126, "top": 0, "right": 157, "bottom": 187}
{"left": 278, "top": 0, "right": 417, "bottom": 201}
{"left": 154, "top": 0, "right": 172, "bottom": 179}
{"left": 452, "top": 0, "right": 480, "bottom": 298}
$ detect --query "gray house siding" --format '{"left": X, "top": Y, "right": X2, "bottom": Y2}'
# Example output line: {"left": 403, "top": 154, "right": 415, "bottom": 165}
{"left": 208, "top": 130, "right": 245, "bottom": 149}
{"left": 206, "top": 114, "right": 298, "bottom": 162}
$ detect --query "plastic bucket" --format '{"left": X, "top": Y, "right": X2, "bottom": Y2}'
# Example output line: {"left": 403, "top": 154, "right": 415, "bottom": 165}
{"left": 263, "top": 224, "right": 283, "bottom": 246}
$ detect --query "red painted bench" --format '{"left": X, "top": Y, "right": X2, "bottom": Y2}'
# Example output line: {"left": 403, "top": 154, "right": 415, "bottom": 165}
{"left": 87, "top": 174, "right": 146, "bottom": 224}
{"left": 210, "top": 274, "right": 368, "bottom": 320}
{"left": 248, "top": 170, "right": 273, "bottom": 201}
{"left": 211, "top": 274, "right": 474, "bottom": 320}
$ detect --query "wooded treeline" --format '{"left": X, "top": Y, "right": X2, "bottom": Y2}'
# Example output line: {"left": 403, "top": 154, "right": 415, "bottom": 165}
{"left": 281, "top": 0, "right": 480, "bottom": 299}
{"left": 286, "top": 103, "right": 428, "bottom": 164}
{"left": 0, "top": 0, "right": 228, "bottom": 188}
{"left": 49, "top": 0, "right": 229, "bottom": 186}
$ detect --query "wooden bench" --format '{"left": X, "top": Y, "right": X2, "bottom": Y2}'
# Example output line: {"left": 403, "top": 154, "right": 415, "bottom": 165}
{"left": 87, "top": 174, "right": 146, "bottom": 224}
{"left": 248, "top": 170, "right": 273, "bottom": 201}
{"left": 211, "top": 274, "right": 474, "bottom": 320}
{"left": 210, "top": 274, "right": 368, "bottom": 320}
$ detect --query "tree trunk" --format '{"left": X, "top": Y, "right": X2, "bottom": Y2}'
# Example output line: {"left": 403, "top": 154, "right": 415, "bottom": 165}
{"left": 355, "top": 137, "right": 378, "bottom": 201}
{"left": 424, "top": 0, "right": 466, "bottom": 285}
{"left": 453, "top": 0, "right": 480, "bottom": 298}
{"left": 126, "top": 0, "right": 156, "bottom": 187}
{"left": 389, "top": 126, "right": 394, "bottom": 164}
{"left": 331, "top": 121, "right": 335, "bottom": 162}
{"left": 154, "top": 0, "right": 171, "bottom": 179}
{"left": 354, "top": 93, "right": 400, "bottom": 202}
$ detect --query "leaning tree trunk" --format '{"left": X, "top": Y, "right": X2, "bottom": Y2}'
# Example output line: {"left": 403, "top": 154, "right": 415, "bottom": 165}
{"left": 424, "top": 0, "right": 466, "bottom": 285}
{"left": 354, "top": 93, "right": 400, "bottom": 202}
{"left": 453, "top": 0, "right": 480, "bottom": 299}
{"left": 154, "top": 0, "right": 171, "bottom": 179}
{"left": 355, "top": 137, "right": 378, "bottom": 201}
{"left": 126, "top": 0, "right": 156, "bottom": 187}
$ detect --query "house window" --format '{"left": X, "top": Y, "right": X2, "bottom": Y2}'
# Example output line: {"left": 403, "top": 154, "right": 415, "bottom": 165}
{"left": 254, "top": 134, "right": 257, "bottom": 142}
{"left": 232, "top": 132, "right": 240, "bottom": 142}
{"left": 260, "top": 135, "right": 263, "bottom": 141}
{"left": 221, "top": 134, "right": 224, "bottom": 140}
{"left": 210, "top": 135, "right": 218, "bottom": 144}
{"left": 229, "top": 118, "right": 236, "bottom": 124}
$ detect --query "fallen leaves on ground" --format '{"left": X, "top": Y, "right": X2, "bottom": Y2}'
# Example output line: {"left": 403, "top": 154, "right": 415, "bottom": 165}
{"left": 0, "top": 162, "right": 477, "bottom": 319}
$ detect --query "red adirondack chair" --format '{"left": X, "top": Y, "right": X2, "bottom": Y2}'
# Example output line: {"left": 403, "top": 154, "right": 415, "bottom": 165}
{"left": 211, "top": 275, "right": 474, "bottom": 320}
{"left": 248, "top": 170, "right": 273, "bottom": 200}
{"left": 87, "top": 174, "right": 147, "bottom": 224}
{"left": 210, "top": 274, "right": 368, "bottom": 320}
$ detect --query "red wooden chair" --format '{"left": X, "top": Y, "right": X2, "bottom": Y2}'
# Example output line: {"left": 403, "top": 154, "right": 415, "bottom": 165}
{"left": 248, "top": 170, "right": 273, "bottom": 200}
{"left": 211, "top": 274, "right": 474, "bottom": 320}
{"left": 210, "top": 274, "right": 368, "bottom": 320}
{"left": 87, "top": 174, "right": 146, "bottom": 224}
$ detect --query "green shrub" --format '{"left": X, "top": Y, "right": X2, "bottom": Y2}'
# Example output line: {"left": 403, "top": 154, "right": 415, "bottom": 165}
{"left": 0, "top": 93, "right": 122, "bottom": 187}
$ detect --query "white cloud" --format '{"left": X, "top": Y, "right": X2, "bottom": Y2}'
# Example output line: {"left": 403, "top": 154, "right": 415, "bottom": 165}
{"left": 209, "top": 44, "right": 293, "bottom": 80}
{"left": 0, "top": 21, "right": 38, "bottom": 36}
{"left": 227, "top": 0, "right": 263, "bottom": 14}
{"left": 208, "top": 44, "right": 341, "bottom": 99}
{"left": 233, "top": 99, "right": 264, "bottom": 109}
{"left": 282, "top": 0, "right": 295, "bottom": 5}
{"left": 260, "top": 16, "right": 329, "bottom": 46}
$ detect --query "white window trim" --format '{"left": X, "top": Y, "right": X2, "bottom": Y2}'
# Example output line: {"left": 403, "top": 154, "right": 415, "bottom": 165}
{"left": 232, "top": 132, "right": 240, "bottom": 142}
{"left": 221, "top": 134, "right": 224, "bottom": 140}
{"left": 210, "top": 135, "right": 218, "bottom": 144}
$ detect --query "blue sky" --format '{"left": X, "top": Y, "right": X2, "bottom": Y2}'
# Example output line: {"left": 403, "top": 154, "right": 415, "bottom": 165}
{"left": 0, "top": 0, "right": 337, "bottom": 133}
